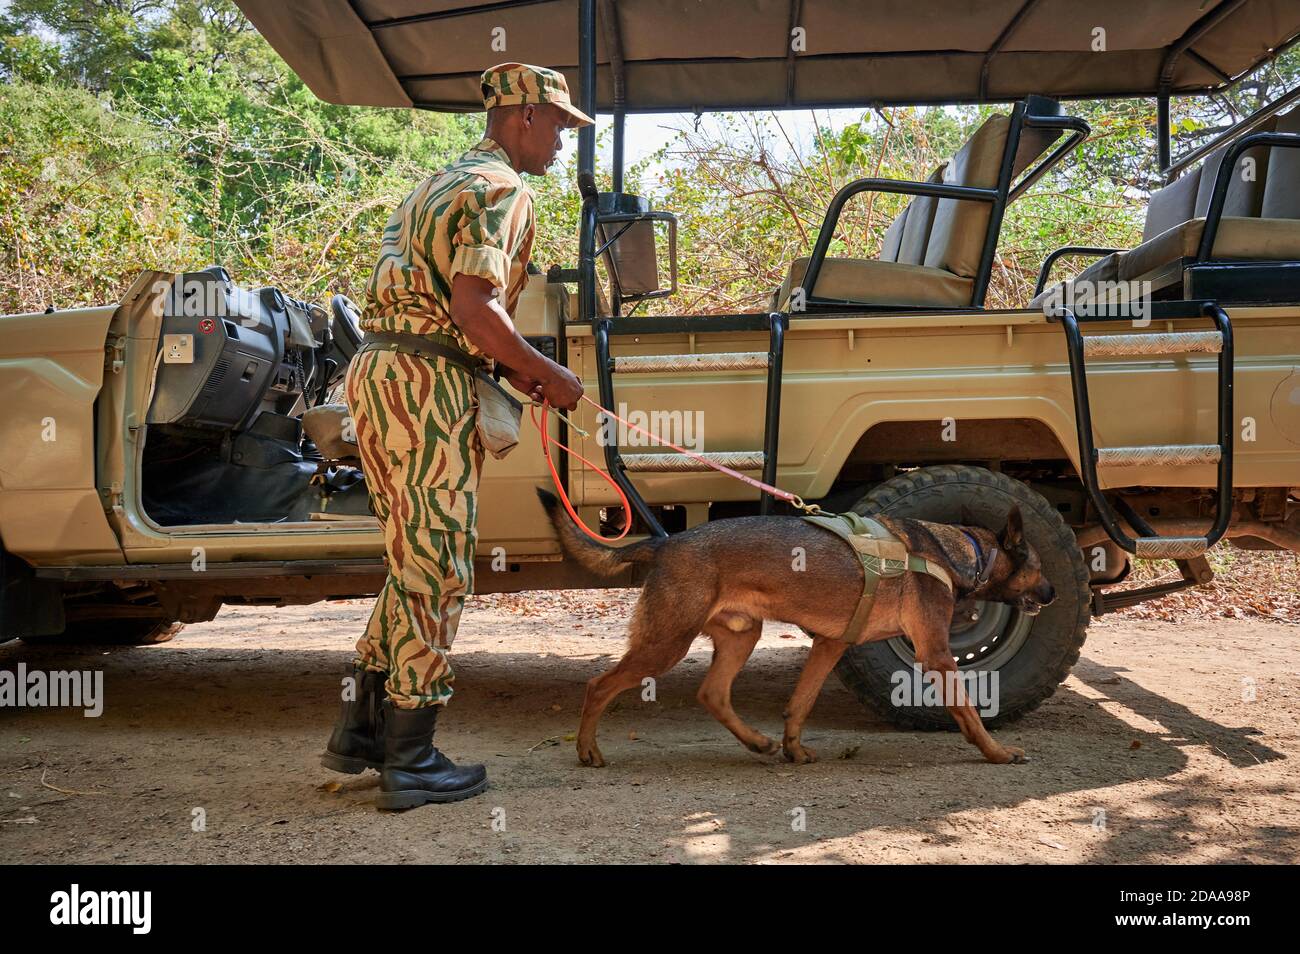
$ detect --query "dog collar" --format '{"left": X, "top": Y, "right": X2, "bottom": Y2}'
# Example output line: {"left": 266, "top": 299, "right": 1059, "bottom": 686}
{"left": 961, "top": 529, "right": 998, "bottom": 591}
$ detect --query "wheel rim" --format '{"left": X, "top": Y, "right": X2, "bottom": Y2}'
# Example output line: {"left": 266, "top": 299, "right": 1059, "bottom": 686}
{"left": 885, "top": 599, "right": 1034, "bottom": 671}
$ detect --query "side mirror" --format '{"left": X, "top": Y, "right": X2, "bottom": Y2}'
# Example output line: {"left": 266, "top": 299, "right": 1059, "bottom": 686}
{"left": 595, "top": 192, "right": 678, "bottom": 307}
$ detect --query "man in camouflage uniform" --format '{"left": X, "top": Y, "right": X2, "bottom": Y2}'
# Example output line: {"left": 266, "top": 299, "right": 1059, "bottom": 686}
{"left": 323, "top": 64, "right": 588, "bottom": 809}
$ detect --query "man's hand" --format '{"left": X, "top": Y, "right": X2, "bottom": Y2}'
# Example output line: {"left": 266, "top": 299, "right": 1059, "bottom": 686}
{"left": 502, "top": 366, "right": 544, "bottom": 404}
{"left": 538, "top": 365, "right": 583, "bottom": 412}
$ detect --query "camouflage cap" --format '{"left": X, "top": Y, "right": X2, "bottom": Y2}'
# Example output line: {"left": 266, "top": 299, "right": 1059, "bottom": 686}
{"left": 480, "top": 62, "right": 594, "bottom": 128}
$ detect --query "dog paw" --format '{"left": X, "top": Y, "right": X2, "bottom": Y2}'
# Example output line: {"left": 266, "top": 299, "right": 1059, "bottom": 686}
{"left": 990, "top": 745, "right": 1027, "bottom": 764}
{"left": 745, "top": 736, "right": 781, "bottom": 756}
{"left": 577, "top": 743, "right": 606, "bottom": 768}
{"left": 782, "top": 742, "right": 818, "bottom": 764}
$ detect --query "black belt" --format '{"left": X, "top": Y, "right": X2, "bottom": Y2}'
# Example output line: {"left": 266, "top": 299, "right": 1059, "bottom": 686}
{"left": 358, "top": 330, "right": 486, "bottom": 374}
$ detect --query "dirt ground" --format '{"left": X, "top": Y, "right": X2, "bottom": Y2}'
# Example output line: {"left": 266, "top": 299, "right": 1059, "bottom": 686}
{"left": 2, "top": 589, "right": 1297, "bottom": 864}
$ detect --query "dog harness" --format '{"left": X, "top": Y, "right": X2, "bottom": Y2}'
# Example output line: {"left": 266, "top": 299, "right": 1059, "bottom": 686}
{"left": 802, "top": 512, "right": 954, "bottom": 643}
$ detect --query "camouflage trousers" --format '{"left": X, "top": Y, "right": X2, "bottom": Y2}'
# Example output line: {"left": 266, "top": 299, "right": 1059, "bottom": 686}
{"left": 344, "top": 346, "right": 484, "bottom": 709}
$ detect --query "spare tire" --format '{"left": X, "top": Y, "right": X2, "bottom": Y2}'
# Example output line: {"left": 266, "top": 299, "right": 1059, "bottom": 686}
{"left": 834, "top": 464, "right": 1090, "bottom": 730}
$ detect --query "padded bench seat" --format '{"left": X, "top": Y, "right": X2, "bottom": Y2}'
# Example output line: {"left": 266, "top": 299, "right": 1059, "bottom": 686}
{"left": 1030, "top": 217, "right": 1300, "bottom": 306}
{"left": 774, "top": 256, "right": 974, "bottom": 309}
{"left": 1119, "top": 216, "right": 1300, "bottom": 280}
{"left": 773, "top": 103, "right": 1066, "bottom": 311}
{"left": 1034, "top": 106, "right": 1300, "bottom": 305}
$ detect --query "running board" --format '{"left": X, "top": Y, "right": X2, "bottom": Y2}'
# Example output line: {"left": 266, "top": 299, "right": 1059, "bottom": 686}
{"left": 1096, "top": 444, "right": 1221, "bottom": 467}
{"left": 621, "top": 451, "right": 765, "bottom": 473}
{"left": 1091, "top": 554, "right": 1214, "bottom": 614}
{"left": 1134, "top": 536, "right": 1209, "bottom": 559}
{"left": 1081, "top": 330, "right": 1222, "bottom": 357}
{"left": 612, "top": 352, "right": 768, "bottom": 373}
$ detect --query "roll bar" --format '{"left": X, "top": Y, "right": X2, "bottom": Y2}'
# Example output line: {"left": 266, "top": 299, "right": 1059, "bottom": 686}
{"left": 1164, "top": 84, "right": 1300, "bottom": 183}
{"left": 1197, "top": 130, "right": 1300, "bottom": 261}
{"left": 1033, "top": 247, "right": 1120, "bottom": 297}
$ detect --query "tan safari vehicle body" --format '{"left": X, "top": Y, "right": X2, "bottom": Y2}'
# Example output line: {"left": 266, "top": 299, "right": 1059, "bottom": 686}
{"left": 3, "top": 1, "right": 1298, "bottom": 728}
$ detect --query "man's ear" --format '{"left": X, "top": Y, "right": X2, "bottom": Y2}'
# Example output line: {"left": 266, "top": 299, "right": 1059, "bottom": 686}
{"left": 999, "top": 505, "right": 1024, "bottom": 551}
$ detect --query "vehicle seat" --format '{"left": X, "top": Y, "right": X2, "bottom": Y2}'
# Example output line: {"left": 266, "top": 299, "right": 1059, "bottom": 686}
{"left": 773, "top": 164, "right": 968, "bottom": 308}
{"left": 1033, "top": 109, "right": 1300, "bottom": 305}
{"left": 774, "top": 111, "right": 1058, "bottom": 310}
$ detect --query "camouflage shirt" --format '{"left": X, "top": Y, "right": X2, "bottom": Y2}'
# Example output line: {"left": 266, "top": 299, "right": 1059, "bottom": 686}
{"left": 361, "top": 137, "right": 535, "bottom": 362}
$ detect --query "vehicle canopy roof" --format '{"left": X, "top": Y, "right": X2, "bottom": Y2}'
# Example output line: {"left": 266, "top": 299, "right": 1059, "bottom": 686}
{"left": 236, "top": 0, "right": 1300, "bottom": 113}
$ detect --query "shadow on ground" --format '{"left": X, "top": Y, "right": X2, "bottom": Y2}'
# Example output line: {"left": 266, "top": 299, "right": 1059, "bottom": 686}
{"left": 2, "top": 618, "right": 1291, "bottom": 863}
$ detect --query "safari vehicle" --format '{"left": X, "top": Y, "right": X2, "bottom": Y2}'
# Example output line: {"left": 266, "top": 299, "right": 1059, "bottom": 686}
{"left": 3, "top": 1, "right": 1299, "bottom": 731}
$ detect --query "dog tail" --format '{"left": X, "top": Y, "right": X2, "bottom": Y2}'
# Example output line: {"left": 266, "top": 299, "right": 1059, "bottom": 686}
{"left": 535, "top": 487, "right": 664, "bottom": 579}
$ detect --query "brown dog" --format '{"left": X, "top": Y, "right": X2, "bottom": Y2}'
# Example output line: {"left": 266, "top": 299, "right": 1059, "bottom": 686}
{"left": 536, "top": 489, "right": 1055, "bottom": 768}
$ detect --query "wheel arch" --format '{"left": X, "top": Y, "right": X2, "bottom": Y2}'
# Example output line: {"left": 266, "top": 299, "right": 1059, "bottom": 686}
{"left": 802, "top": 400, "right": 1081, "bottom": 500}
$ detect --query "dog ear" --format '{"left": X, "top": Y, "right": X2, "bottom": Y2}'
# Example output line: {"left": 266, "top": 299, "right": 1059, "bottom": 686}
{"left": 999, "top": 505, "right": 1024, "bottom": 551}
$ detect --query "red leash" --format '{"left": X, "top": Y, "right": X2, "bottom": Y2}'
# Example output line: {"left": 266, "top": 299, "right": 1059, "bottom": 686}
{"left": 533, "top": 400, "right": 633, "bottom": 541}
{"left": 533, "top": 394, "right": 814, "bottom": 543}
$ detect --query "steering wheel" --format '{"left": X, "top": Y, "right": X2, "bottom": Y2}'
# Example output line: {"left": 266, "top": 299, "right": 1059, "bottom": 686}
{"left": 330, "top": 294, "right": 363, "bottom": 355}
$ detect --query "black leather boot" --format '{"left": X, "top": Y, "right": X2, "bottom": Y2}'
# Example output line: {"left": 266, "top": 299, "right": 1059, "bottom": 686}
{"left": 376, "top": 701, "right": 488, "bottom": 809}
{"left": 320, "top": 667, "right": 387, "bottom": 774}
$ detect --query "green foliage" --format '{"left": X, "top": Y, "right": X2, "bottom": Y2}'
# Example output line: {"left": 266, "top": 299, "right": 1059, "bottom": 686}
{"left": 1, "top": 0, "right": 478, "bottom": 313}
{"left": 2, "top": 1, "right": 1299, "bottom": 317}
{"left": 0, "top": 80, "right": 201, "bottom": 311}
{"left": 0, "top": 29, "right": 64, "bottom": 84}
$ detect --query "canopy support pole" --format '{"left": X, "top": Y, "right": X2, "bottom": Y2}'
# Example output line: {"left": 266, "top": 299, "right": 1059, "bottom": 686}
{"left": 784, "top": 0, "right": 803, "bottom": 105}
{"left": 1159, "top": 0, "right": 1248, "bottom": 92}
{"left": 979, "top": 0, "right": 1042, "bottom": 101}
{"left": 599, "top": 0, "right": 627, "bottom": 192}
{"left": 611, "top": 113, "right": 625, "bottom": 192}
{"left": 578, "top": 0, "right": 597, "bottom": 330}
{"left": 1157, "top": 93, "right": 1171, "bottom": 174}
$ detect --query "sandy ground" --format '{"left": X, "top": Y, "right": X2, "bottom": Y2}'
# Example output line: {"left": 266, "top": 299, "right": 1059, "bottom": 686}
{"left": 1, "top": 589, "right": 1297, "bottom": 864}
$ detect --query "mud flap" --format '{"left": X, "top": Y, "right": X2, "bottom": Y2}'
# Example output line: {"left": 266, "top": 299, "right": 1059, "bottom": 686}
{"left": 0, "top": 550, "right": 65, "bottom": 641}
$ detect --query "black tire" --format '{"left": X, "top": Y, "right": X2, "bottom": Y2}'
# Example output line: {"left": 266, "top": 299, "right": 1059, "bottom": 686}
{"left": 21, "top": 619, "right": 183, "bottom": 646}
{"left": 834, "top": 465, "right": 1090, "bottom": 730}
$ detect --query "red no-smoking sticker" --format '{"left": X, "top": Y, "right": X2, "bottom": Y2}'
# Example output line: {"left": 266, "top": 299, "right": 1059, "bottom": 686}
{"left": 198, "top": 318, "right": 216, "bottom": 334}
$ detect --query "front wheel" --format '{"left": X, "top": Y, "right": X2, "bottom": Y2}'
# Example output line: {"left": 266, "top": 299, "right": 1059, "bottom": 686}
{"left": 834, "top": 465, "right": 1090, "bottom": 730}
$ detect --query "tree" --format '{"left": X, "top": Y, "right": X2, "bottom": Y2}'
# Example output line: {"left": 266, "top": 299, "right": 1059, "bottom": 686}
{"left": 2, "top": 2, "right": 1298, "bottom": 315}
